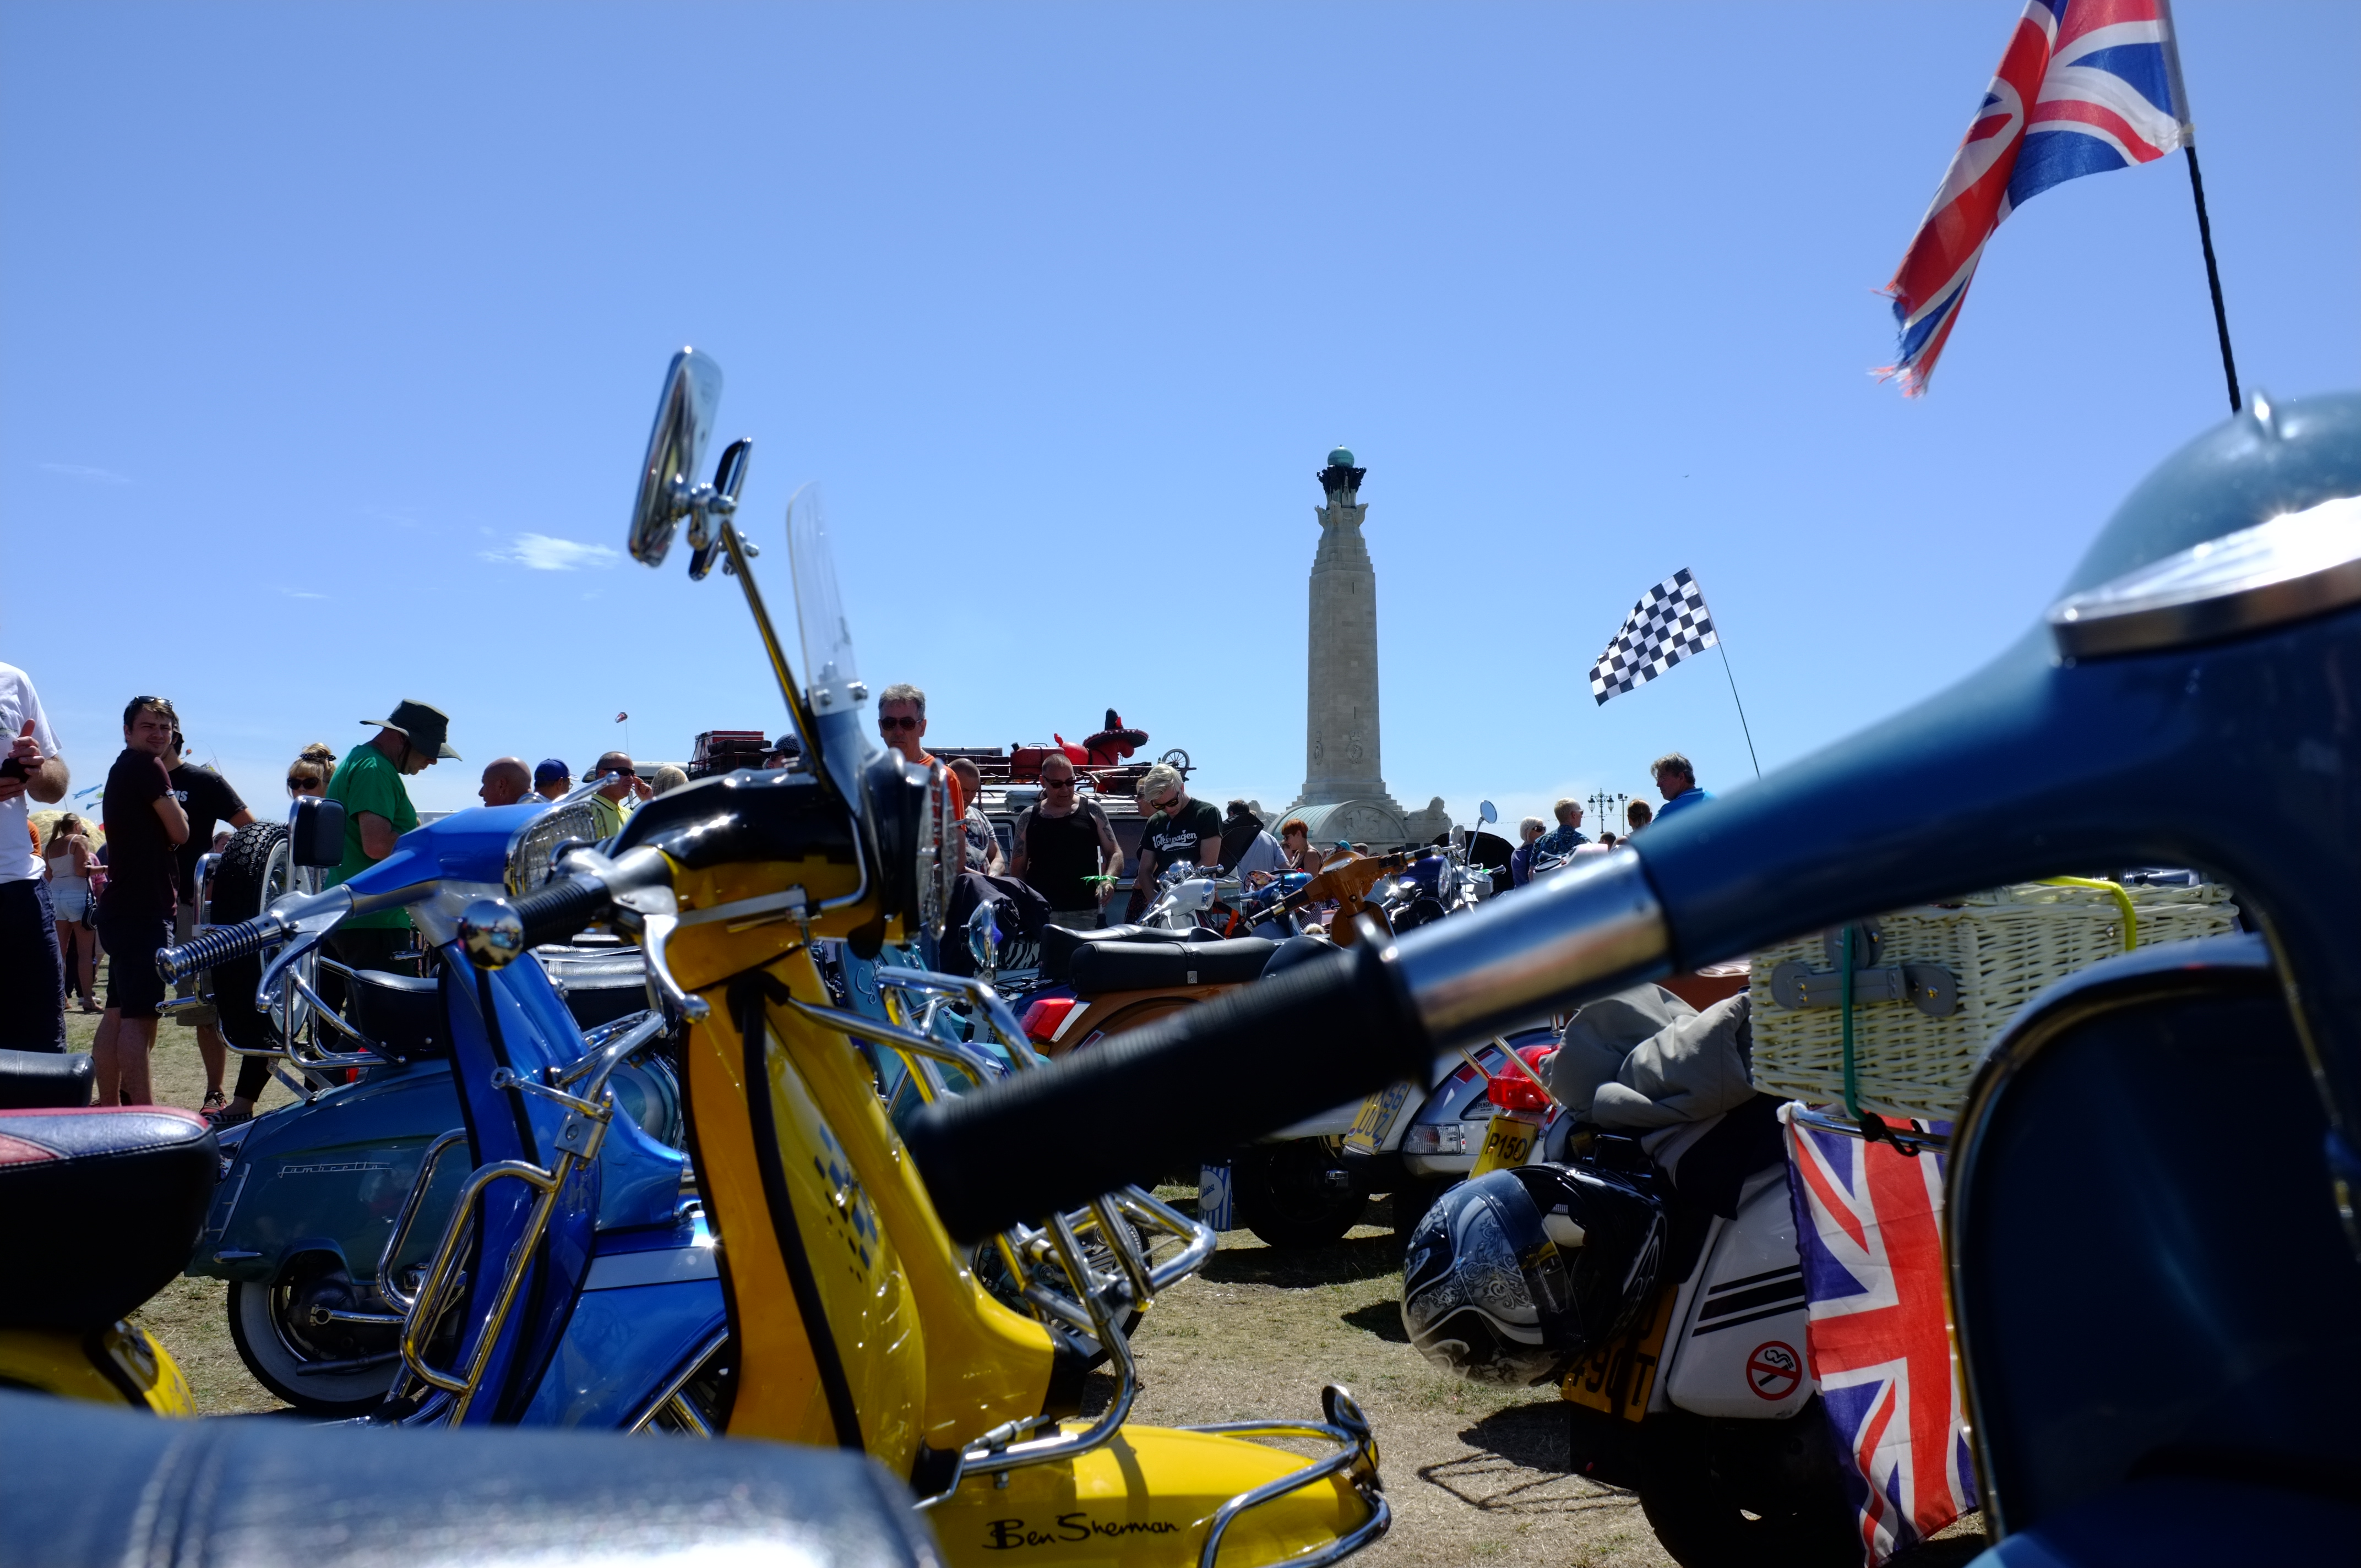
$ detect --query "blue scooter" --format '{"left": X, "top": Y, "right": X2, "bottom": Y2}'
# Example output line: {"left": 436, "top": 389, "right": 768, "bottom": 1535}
{"left": 162, "top": 799, "right": 727, "bottom": 1430}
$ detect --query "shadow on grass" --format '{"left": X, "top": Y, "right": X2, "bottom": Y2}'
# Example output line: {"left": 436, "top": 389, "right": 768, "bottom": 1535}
{"left": 1339, "top": 1300, "right": 1408, "bottom": 1344}
{"left": 1201, "top": 1230, "right": 1402, "bottom": 1288}
{"left": 1417, "top": 1404, "right": 1644, "bottom": 1517}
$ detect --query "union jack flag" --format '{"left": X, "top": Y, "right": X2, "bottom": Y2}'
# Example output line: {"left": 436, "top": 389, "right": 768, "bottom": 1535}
{"left": 1782, "top": 1109, "right": 1978, "bottom": 1564}
{"left": 1884, "top": 0, "right": 2192, "bottom": 393}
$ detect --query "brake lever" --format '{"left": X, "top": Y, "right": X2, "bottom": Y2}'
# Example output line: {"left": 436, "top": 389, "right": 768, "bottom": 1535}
{"left": 616, "top": 896, "right": 710, "bottom": 1023}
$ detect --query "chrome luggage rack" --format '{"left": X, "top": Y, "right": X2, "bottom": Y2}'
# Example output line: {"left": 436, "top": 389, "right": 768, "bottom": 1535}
{"left": 798, "top": 964, "right": 1390, "bottom": 1560}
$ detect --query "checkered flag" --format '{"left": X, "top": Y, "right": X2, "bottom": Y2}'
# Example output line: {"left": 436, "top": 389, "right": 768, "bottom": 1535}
{"left": 1589, "top": 568, "right": 1718, "bottom": 705}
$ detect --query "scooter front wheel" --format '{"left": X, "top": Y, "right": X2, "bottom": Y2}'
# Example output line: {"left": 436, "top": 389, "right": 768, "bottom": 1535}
{"left": 227, "top": 1264, "right": 402, "bottom": 1415}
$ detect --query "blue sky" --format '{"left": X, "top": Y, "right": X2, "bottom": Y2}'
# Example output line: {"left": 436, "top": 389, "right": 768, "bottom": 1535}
{"left": 4, "top": 3, "right": 2354, "bottom": 829}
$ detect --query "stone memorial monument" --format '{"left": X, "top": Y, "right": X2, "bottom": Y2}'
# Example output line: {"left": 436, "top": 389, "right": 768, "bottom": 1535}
{"left": 1284, "top": 448, "right": 1450, "bottom": 849}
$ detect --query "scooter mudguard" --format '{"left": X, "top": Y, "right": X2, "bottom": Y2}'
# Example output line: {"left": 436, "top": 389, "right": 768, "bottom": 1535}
{"left": 515, "top": 1210, "right": 726, "bottom": 1429}
{"left": 924, "top": 1424, "right": 1377, "bottom": 1568}
{"left": 0, "top": 1324, "right": 195, "bottom": 1417}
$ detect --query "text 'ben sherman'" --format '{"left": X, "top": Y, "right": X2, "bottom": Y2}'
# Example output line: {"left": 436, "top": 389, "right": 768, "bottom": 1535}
{"left": 982, "top": 1514, "right": 1182, "bottom": 1549}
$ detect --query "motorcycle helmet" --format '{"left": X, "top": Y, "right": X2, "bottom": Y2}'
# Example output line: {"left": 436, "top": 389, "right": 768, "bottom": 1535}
{"left": 1400, "top": 1164, "right": 1664, "bottom": 1386}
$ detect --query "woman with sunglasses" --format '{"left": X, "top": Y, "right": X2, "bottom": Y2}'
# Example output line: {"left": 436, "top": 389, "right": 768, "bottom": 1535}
{"left": 285, "top": 741, "right": 334, "bottom": 798}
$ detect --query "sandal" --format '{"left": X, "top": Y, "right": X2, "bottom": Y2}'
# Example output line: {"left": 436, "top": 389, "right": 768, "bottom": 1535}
{"left": 204, "top": 1101, "right": 253, "bottom": 1130}
{"left": 202, "top": 1088, "right": 227, "bottom": 1113}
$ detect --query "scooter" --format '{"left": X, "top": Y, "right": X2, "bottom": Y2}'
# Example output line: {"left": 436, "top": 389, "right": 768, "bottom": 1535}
{"left": 897, "top": 389, "right": 2361, "bottom": 1564}
{"left": 160, "top": 350, "right": 1390, "bottom": 1568}
{"left": 179, "top": 801, "right": 684, "bottom": 1414}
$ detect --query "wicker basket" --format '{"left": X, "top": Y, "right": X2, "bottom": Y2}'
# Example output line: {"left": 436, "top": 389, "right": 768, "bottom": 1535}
{"left": 1748, "top": 883, "right": 2240, "bottom": 1121}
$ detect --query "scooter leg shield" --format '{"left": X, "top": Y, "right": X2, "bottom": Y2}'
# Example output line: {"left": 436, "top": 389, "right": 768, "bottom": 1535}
{"left": 0, "top": 1324, "right": 195, "bottom": 1417}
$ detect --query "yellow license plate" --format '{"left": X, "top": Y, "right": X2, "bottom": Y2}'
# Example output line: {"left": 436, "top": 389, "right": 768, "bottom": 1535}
{"left": 1343, "top": 1081, "right": 1415, "bottom": 1155}
{"left": 1563, "top": 1285, "right": 1677, "bottom": 1422}
{"left": 1471, "top": 1114, "right": 1539, "bottom": 1177}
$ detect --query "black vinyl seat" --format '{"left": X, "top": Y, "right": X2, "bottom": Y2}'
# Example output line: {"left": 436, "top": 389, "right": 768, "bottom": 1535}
{"left": 349, "top": 969, "right": 445, "bottom": 1062}
{"left": 0, "top": 1048, "right": 94, "bottom": 1109}
{"left": 0, "top": 1389, "right": 938, "bottom": 1568}
{"left": 0, "top": 1108, "right": 216, "bottom": 1330}
{"left": 1068, "top": 936, "right": 1278, "bottom": 994}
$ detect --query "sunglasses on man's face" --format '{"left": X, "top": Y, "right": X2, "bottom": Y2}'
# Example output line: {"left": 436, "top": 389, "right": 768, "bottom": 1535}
{"left": 879, "top": 715, "right": 921, "bottom": 732}
{"left": 1042, "top": 776, "right": 1077, "bottom": 789}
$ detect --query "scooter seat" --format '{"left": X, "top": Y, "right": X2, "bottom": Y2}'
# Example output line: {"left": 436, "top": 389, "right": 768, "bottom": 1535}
{"left": 0, "top": 1108, "right": 216, "bottom": 1331}
{"left": 350, "top": 969, "right": 446, "bottom": 1063}
{"left": 0, "top": 1048, "right": 94, "bottom": 1109}
{"left": 1036, "top": 923, "right": 1152, "bottom": 978}
{"left": 0, "top": 1387, "right": 938, "bottom": 1568}
{"left": 1069, "top": 936, "right": 1277, "bottom": 994}
{"left": 1966, "top": 1474, "right": 2361, "bottom": 1566}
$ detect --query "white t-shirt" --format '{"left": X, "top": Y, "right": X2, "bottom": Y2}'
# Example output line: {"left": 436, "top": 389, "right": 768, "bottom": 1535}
{"left": 0, "top": 663, "right": 59, "bottom": 884}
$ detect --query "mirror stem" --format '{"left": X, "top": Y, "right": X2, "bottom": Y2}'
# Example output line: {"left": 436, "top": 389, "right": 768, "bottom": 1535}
{"left": 716, "top": 522, "right": 823, "bottom": 775}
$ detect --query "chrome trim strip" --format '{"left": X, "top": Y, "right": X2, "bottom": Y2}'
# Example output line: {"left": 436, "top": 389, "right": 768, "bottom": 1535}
{"left": 2048, "top": 492, "right": 2361, "bottom": 659}
{"left": 1392, "top": 849, "right": 1669, "bottom": 1041}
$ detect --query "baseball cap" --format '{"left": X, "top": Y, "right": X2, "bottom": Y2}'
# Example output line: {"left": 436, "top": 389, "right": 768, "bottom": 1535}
{"left": 534, "top": 758, "right": 570, "bottom": 786}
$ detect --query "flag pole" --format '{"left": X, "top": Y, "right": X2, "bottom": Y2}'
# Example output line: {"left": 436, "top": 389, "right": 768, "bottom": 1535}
{"left": 1716, "top": 643, "right": 1762, "bottom": 781}
{"left": 2182, "top": 144, "right": 2239, "bottom": 415}
{"left": 2157, "top": 0, "right": 2239, "bottom": 413}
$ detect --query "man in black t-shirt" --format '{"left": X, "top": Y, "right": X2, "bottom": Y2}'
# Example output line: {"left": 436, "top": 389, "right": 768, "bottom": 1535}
{"left": 96, "top": 696, "right": 190, "bottom": 1106}
{"left": 165, "top": 731, "right": 255, "bottom": 1119}
{"left": 1129, "top": 762, "right": 1222, "bottom": 916}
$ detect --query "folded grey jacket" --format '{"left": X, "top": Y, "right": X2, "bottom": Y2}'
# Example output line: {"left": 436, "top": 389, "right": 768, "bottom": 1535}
{"left": 1546, "top": 982, "right": 1757, "bottom": 1131}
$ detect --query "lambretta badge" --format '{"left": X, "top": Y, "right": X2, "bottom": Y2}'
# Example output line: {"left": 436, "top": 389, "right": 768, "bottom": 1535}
{"left": 982, "top": 1515, "right": 1182, "bottom": 1549}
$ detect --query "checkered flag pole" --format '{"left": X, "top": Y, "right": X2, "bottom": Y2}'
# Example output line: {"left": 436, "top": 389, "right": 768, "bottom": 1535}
{"left": 1590, "top": 567, "right": 1762, "bottom": 777}
{"left": 1589, "top": 568, "right": 1718, "bottom": 705}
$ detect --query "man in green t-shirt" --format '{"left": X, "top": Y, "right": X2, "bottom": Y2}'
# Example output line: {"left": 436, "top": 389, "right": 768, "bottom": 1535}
{"left": 324, "top": 699, "right": 458, "bottom": 994}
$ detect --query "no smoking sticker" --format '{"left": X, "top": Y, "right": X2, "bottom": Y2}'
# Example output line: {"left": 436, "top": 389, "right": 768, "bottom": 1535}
{"left": 1747, "top": 1341, "right": 1802, "bottom": 1400}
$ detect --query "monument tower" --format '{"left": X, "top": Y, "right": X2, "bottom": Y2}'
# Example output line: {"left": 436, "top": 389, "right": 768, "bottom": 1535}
{"left": 1287, "top": 449, "right": 1446, "bottom": 847}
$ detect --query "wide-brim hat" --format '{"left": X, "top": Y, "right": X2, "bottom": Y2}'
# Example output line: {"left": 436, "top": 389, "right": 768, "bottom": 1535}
{"left": 362, "top": 699, "right": 461, "bottom": 760}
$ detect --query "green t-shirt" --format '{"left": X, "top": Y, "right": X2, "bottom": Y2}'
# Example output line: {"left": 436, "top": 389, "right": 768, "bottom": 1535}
{"left": 326, "top": 741, "right": 420, "bottom": 929}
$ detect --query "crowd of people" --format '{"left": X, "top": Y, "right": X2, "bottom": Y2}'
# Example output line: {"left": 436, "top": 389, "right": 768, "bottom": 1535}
{"left": 0, "top": 656, "right": 1717, "bottom": 1117}
{"left": 1505, "top": 753, "right": 1711, "bottom": 888}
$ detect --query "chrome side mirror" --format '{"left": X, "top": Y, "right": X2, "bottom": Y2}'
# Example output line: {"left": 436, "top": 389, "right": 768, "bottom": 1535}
{"left": 1479, "top": 799, "right": 1498, "bottom": 826}
{"left": 967, "top": 899, "right": 1002, "bottom": 974}
{"left": 627, "top": 348, "right": 725, "bottom": 567}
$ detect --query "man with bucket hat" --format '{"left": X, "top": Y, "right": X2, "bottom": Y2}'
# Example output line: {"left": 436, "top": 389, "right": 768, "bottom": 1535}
{"left": 321, "top": 699, "right": 458, "bottom": 997}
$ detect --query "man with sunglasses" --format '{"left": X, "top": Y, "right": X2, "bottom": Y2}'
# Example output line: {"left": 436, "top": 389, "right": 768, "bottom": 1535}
{"left": 94, "top": 695, "right": 190, "bottom": 1103}
{"left": 588, "top": 750, "right": 652, "bottom": 840}
{"left": 1009, "top": 754, "right": 1123, "bottom": 929}
{"left": 876, "top": 683, "right": 965, "bottom": 815}
{"left": 1128, "top": 762, "right": 1221, "bottom": 916}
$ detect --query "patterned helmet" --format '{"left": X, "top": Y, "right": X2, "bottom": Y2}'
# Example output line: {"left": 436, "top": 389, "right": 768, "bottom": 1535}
{"left": 1400, "top": 1165, "right": 1664, "bottom": 1387}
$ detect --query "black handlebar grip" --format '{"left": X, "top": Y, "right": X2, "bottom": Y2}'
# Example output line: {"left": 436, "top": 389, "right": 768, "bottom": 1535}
{"left": 902, "top": 940, "right": 1432, "bottom": 1243}
{"left": 513, "top": 876, "right": 612, "bottom": 951}
{"left": 156, "top": 917, "right": 278, "bottom": 983}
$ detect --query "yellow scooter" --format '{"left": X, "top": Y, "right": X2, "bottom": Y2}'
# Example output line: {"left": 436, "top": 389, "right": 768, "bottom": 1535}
{"left": 460, "top": 350, "right": 1386, "bottom": 1568}
{"left": 0, "top": 1091, "right": 207, "bottom": 1417}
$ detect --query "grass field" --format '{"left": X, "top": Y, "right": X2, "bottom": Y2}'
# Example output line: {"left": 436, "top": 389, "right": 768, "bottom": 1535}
{"left": 62, "top": 1002, "right": 1983, "bottom": 1565}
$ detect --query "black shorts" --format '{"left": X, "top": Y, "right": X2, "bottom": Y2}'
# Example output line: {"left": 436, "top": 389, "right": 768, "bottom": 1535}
{"left": 100, "top": 910, "right": 172, "bottom": 1020}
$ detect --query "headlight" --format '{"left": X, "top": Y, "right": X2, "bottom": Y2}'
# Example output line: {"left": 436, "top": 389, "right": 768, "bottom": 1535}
{"left": 860, "top": 750, "right": 956, "bottom": 943}
{"left": 505, "top": 802, "right": 601, "bottom": 896}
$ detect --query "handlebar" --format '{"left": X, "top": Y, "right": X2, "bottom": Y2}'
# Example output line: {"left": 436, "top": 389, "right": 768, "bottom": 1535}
{"left": 512, "top": 874, "right": 613, "bottom": 950}
{"left": 902, "top": 937, "right": 1432, "bottom": 1242}
{"left": 157, "top": 913, "right": 285, "bottom": 983}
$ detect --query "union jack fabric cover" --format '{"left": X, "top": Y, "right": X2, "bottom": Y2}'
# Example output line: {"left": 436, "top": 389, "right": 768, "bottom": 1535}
{"left": 1782, "top": 1108, "right": 1978, "bottom": 1564}
{"left": 1884, "top": 0, "right": 2191, "bottom": 393}
{"left": 1587, "top": 568, "right": 1717, "bottom": 706}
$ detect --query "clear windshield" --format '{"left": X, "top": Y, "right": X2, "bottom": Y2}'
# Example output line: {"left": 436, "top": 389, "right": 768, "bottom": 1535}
{"left": 786, "top": 483, "right": 862, "bottom": 714}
